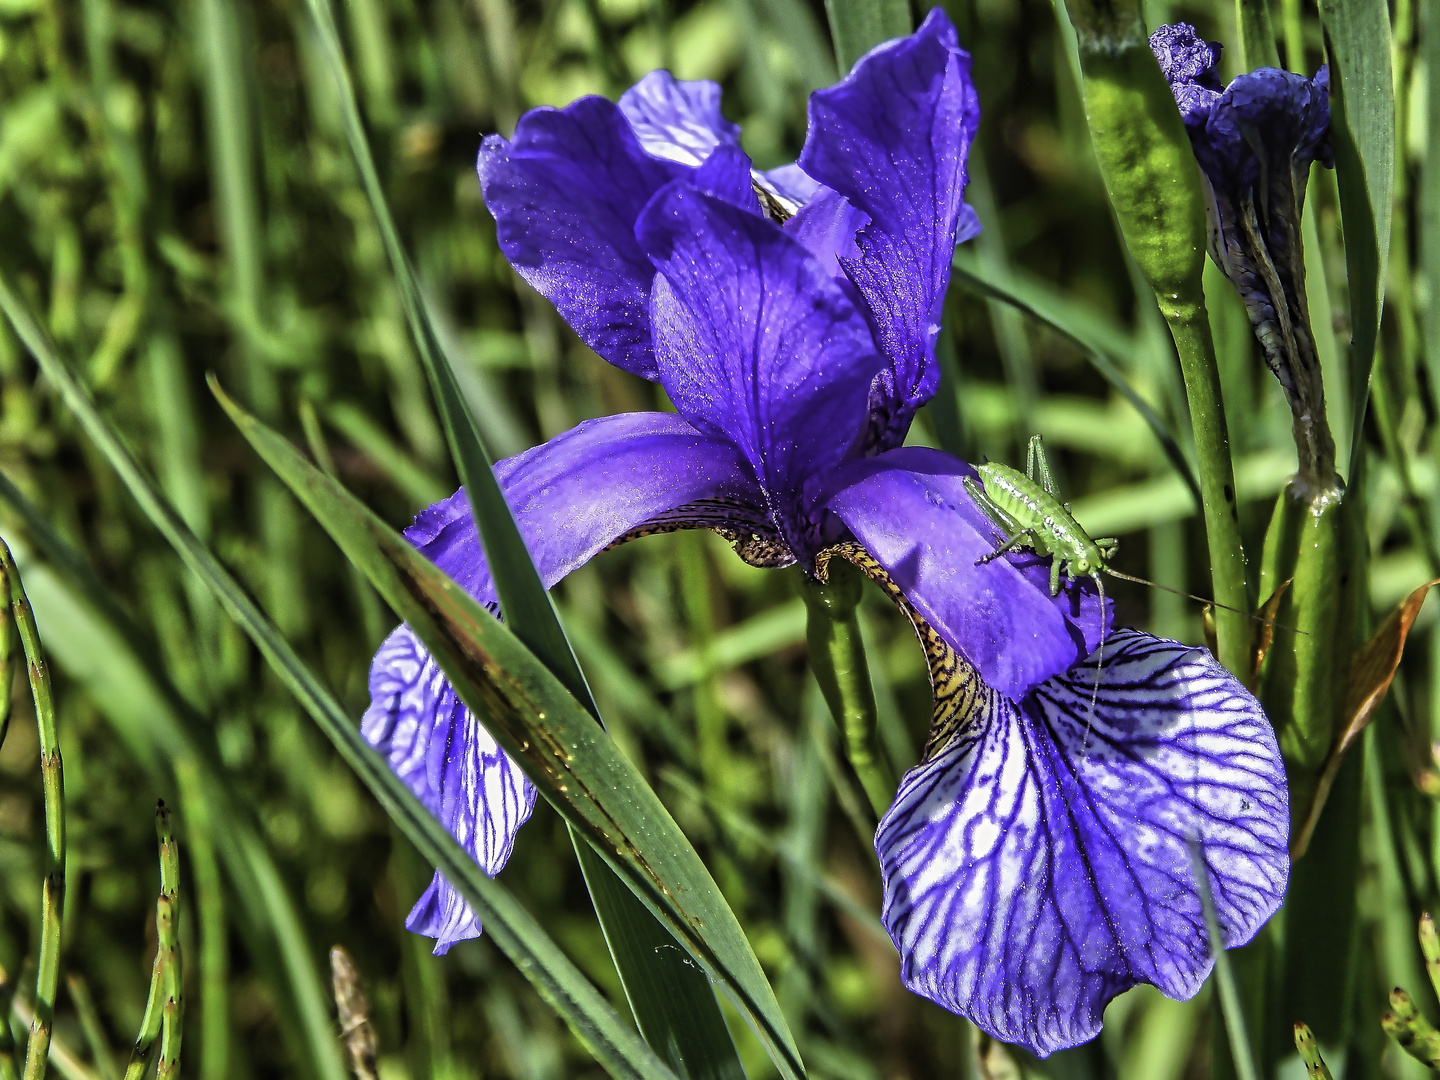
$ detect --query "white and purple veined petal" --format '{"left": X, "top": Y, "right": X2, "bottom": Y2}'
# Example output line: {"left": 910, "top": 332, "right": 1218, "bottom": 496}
{"left": 876, "top": 629, "right": 1288, "bottom": 1056}
{"left": 364, "top": 625, "right": 538, "bottom": 954}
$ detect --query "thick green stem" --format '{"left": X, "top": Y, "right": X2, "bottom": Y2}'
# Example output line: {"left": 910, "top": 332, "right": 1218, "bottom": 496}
{"left": 800, "top": 563, "right": 894, "bottom": 818}
{"left": 1, "top": 541, "right": 64, "bottom": 1080}
{"left": 1166, "top": 310, "right": 1254, "bottom": 677}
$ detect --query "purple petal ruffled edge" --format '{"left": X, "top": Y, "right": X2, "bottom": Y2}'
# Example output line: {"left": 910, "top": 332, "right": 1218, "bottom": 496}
{"left": 364, "top": 625, "right": 538, "bottom": 953}
{"left": 876, "top": 629, "right": 1288, "bottom": 1054}
{"left": 618, "top": 70, "right": 741, "bottom": 167}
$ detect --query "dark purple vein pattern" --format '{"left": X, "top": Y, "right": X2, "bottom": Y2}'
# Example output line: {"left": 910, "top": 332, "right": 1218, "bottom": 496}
{"left": 876, "top": 629, "right": 1288, "bottom": 1055}
{"left": 364, "top": 625, "right": 538, "bottom": 953}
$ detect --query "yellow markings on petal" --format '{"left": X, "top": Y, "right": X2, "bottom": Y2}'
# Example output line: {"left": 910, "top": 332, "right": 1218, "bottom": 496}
{"left": 814, "top": 542, "right": 994, "bottom": 763}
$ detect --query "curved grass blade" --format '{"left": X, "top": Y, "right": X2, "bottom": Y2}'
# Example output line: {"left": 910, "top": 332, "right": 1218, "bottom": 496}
{"left": 950, "top": 251, "right": 1203, "bottom": 507}
{"left": 214, "top": 382, "right": 806, "bottom": 1080}
{"left": 1315, "top": 0, "right": 1394, "bottom": 472}
{"left": 0, "top": 275, "right": 678, "bottom": 1080}
{"left": 296, "top": 1, "right": 797, "bottom": 1073}
{"left": 2, "top": 481, "right": 346, "bottom": 1080}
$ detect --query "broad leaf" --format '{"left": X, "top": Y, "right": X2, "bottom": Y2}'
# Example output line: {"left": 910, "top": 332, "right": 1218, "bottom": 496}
{"left": 1291, "top": 578, "right": 1437, "bottom": 857}
{"left": 823, "top": 0, "right": 911, "bottom": 72}
{"left": 299, "top": 1, "right": 768, "bottom": 1073}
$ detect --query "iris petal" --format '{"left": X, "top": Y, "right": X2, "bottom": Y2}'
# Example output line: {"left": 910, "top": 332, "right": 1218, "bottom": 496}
{"left": 637, "top": 185, "right": 884, "bottom": 560}
{"left": 364, "top": 625, "right": 537, "bottom": 953}
{"left": 876, "top": 628, "right": 1288, "bottom": 1056}
{"left": 404, "top": 411, "right": 772, "bottom": 604}
{"left": 825, "top": 447, "right": 1108, "bottom": 700}
{"left": 799, "top": 8, "right": 981, "bottom": 447}
{"left": 476, "top": 98, "right": 687, "bottom": 380}
{"left": 368, "top": 412, "right": 776, "bottom": 949}
{"left": 618, "top": 70, "right": 741, "bottom": 167}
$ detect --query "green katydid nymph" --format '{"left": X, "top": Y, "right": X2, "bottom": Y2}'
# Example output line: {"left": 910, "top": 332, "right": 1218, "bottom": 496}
{"left": 962, "top": 435, "right": 1270, "bottom": 726}
{"left": 962, "top": 434, "right": 1240, "bottom": 609}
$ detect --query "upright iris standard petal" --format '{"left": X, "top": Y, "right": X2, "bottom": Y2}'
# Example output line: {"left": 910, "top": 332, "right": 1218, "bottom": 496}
{"left": 825, "top": 447, "right": 1107, "bottom": 700}
{"left": 477, "top": 98, "right": 686, "bottom": 380}
{"left": 366, "top": 412, "right": 777, "bottom": 950}
{"left": 800, "top": 7, "right": 981, "bottom": 447}
{"left": 875, "top": 629, "right": 1288, "bottom": 1056}
{"left": 637, "top": 184, "right": 884, "bottom": 559}
{"left": 618, "top": 70, "right": 741, "bottom": 167}
{"left": 364, "top": 625, "right": 538, "bottom": 953}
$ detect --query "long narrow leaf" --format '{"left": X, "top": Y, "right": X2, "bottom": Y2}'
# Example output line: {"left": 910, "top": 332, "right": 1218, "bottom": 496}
{"left": 950, "top": 252, "right": 1203, "bottom": 506}
{"left": 297, "top": 2, "right": 795, "bottom": 1073}
{"left": 1315, "top": 0, "right": 1394, "bottom": 472}
{"left": 298, "top": 0, "right": 577, "bottom": 689}
{"left": 0, "top": 275, "right": 679, "bottom": 1080}
{"left": 214, "top": 382, "right": 810, "bottom": 1080}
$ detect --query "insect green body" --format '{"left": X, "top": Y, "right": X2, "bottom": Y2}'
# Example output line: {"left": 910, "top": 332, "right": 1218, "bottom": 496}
{"left": 962, "top": 435, "right": 1120, "bottom": 596}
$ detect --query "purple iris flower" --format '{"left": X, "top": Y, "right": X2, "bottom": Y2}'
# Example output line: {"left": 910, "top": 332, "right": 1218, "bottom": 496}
{"left": 1152, "top": 23, "right": 1335, "bottom": 482}
{"left": 364, "top": 11, "right": 1289, "bottom": 1057}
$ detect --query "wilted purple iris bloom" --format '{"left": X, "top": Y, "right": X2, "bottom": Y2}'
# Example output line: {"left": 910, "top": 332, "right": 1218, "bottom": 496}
{"left": 1152, "top": 23, "right": 1335, "bottom": 482}
{"left": 365, "top": 11, "right": 1289, "bottom": 1057}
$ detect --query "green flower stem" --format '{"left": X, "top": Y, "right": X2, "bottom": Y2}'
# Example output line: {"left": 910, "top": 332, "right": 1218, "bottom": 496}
{"left": 1236, "top": 0, "right": 1282, "bottom": 71}
{"left": 1421, "top": 913, "right": 1440, "bottom": 1002}
{"left": 125, "top": 806, "right": 181, "bottom": 1080}
{"left": 1, "top": 540, "right": 65, "bottom": 1080}
{"left": 1293, "top": 1023, "right": 1335, "bottom": 1079}
{"left": 1058, "top": 0, "right": 1253, "bottom": 677}
{"left": 122, "top": 899, "right": 171, "bottom": 1080}
{"left": 1165, "top": 312, "right": 1254, "bottom": 677}
{"left": 800, "top": 562, "right": 894, "bottom": 819}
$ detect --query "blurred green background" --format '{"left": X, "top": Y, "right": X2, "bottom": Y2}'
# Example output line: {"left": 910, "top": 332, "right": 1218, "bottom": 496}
{"left": 0, "top": 0, "right": 1435, "bottom": 1075}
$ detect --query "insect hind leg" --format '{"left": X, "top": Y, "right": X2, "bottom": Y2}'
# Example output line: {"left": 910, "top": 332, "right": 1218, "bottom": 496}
{"left": 977, "top": 530, "right": 1036, "bottom": 565}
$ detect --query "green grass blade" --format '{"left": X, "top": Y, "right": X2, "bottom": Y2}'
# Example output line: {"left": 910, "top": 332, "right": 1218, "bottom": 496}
{"left": 1, "top": 522, "right": 347, "bottom": 1080}
{"left": 215, "top": 383, "right": 808, "bottom": 1080}
{"left": 0, "top": 277, "right": 679, "bottom": 1080}
{"left": 1187, "top": 841, "right": 1259, "bottom": 1080}
{"left": 298, "top": 0, "right": 578, "bottom": 691}
{"left": 296, "top": 3, "right": 791, "bottom": 1074}
{"left": 950, "top": 251, "right": 1203, "bottom": 505}
{"left": 575, "top": 842, "right": 745, "bottom": 1080}
{"left": 1316, "top": 0, "right": 1394, "bottom": 471}
{"left": 823, "top": 0, "right": 910, "bottom": 71}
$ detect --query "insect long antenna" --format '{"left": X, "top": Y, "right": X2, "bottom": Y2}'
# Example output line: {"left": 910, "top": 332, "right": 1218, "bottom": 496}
{"left": 1084, "top": 573, "right": 1105, "bottom": 755}
{"left": 1100, "top": 567, "right": 1309, "bottom": 635}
